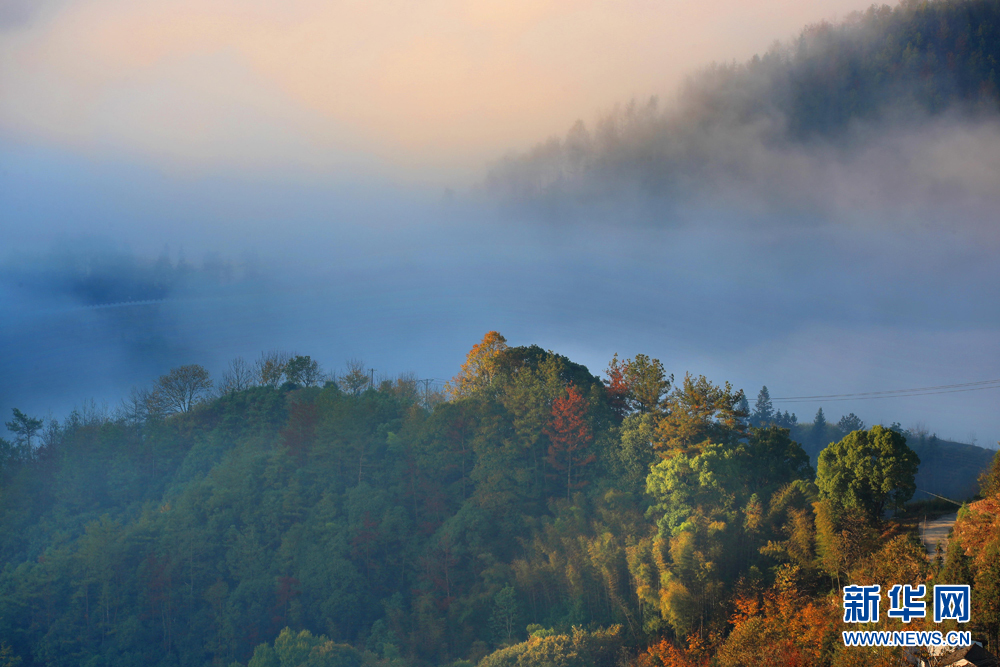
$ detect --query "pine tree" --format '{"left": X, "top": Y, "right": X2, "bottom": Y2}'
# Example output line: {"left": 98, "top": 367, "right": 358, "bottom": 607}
{"left": 653, "top": 374, "right": 748, "bottom": 455}
{"left": 4, "top": 408, "right": 43, "bottom": 452}
{"left": 736, "top": 395, "right": 750, "bottom": 425}
{"left": 752, "top": 386, "right": 774, "bottom": 426}
{"left": 836, "top": 412, "right": 864, "bottom": 434}
{"left": 624, "top": 354, "right": 671, "bottom": 414}
{"left": 812, "top": 408, "right": 827, "bottom": 448}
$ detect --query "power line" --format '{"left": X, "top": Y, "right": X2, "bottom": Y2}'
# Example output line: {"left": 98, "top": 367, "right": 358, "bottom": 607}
{"left": 771, "top": 379, "right": 1000, "bottom": 403}
{"left": 914, "top": 488, "right": 963, "bottom": 507}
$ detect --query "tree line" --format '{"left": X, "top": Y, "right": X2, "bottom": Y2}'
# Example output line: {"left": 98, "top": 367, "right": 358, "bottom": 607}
{"left": 0, "top": 332, "right": 997, "bottom": 666}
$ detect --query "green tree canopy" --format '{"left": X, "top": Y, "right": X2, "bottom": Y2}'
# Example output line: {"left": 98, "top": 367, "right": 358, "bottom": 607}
{"left": 4, "top": 408, "right": 42, "bottom": 450}
{"left": 816, "top": 425, "right": 920, "bottom": 523}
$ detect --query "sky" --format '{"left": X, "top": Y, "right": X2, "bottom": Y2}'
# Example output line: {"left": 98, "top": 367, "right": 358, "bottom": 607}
{"left": 2, "top": 0, "right": 999, "bottom": 451}
{"left": 2, "top": 0, "right": 877, "bottom": 180}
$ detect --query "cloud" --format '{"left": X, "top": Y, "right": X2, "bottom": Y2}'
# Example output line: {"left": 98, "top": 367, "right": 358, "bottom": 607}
{"left": 0, "top": 0, "right": 65, "bottom": 30}
{"left": 0, "top": 0, "right": 875, "bottom": 180}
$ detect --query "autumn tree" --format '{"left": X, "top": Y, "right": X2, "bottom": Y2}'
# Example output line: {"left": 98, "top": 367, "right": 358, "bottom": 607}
{"left": 447, "top": 331, "right": 509, "bottom": 399}
{"left": 716, "top": 566, "right": 837, "bottom": 667}
{"left": 339, "top": 358, "right": 370, "bottom": 396}
{"left": 255, "top": 350, "right": 290, "bottom": 387}
{"left": 604, "top": 353, "right": 630, "bottom": 419}
{"left": 500, "top": 354, "right": 567, "bottom": 502}
{"left": 152, "top": 365, "right": 212, "bottom": 414}
{"left": 979, "top": 448, "right": 1000, "bottom": 498}
{"left": 653, "top": 374, "right": 748, "bottom": 455}
{"left": 545, "top": 385, "right": 595, "bottom": 500}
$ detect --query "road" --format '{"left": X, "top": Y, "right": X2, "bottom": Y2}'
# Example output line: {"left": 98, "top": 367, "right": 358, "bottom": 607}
{"left": 920, "top": 512, "right": 958, "bottom": 556}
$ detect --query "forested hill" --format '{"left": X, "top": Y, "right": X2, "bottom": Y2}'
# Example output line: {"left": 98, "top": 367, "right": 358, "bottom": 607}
{"left": 487, "top": 0, "right": 1000, "bottom": 204}
{"left": 1, "top": 334, "right": 999, "bottom": 666}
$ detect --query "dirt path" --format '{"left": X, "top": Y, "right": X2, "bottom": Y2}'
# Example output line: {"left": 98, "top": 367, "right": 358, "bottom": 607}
{"left": 919, "top": 512, "right": 958, "bottom": 556}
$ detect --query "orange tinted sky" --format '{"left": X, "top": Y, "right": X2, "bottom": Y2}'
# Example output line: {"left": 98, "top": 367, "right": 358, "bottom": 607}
{"left": 0, "top": 0, "right": 875, "bottom": 181}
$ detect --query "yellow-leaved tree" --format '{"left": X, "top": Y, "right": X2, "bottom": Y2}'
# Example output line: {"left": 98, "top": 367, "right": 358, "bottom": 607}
{"left": 447, "top": 331, "right": 509, "bottom": 399}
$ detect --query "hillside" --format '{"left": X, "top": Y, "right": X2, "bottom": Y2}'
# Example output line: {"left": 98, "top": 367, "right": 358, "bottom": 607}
{"left": 488, "top": 0, "right": 1000, "bottom": 206}
{"left": 1, "top": 336, "right": 998, "bottom": 666}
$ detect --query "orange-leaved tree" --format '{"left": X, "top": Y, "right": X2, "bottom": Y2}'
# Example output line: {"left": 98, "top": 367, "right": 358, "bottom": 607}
{"left": 653, "top": 374, "right": 748, "bottom": 456}
{"left": 447, "top": 331, "right": 509, "bottom": 399}
{"left": 604, "top": 353, "right": 672, "bottom": 419}
{"left": 545, "top": 384, "right": 595, "bottom": 500}
{"left": 605, "top": 353, "right": 631, "bottom": 419}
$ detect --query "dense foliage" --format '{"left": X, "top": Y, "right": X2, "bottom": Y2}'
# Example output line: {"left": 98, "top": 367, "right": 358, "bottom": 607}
{"left": 0, "top": 333, "right": 996, "bottom": 666}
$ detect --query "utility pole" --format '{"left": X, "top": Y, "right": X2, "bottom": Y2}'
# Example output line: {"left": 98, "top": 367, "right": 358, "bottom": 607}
{"left": 421, "top": 379, "right": 432, "bottom": 407}
{"left": 369, "top": 368, "right": 375, "bottom": 390}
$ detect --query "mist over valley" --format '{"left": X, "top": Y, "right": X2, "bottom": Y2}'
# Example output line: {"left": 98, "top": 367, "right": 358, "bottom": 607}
{"left": 2, "top": 1, "right": 1000, "bottom": 665}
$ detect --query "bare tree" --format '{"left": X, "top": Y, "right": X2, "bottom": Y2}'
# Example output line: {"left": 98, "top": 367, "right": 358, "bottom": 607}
{"left": 255, "top": 350, "right": 290, "bottom": 388}
{"left": 118, "top": 386, "right": 159, "bottom": 424}
{"left": 340, "top": 358, "right": 370, "bottom": 396}
{"left": 154, "top": 365, "right": 213, "bottom": 414}
{"left": 423, "top": 384, "right": 447, "bottom": 411}
{"left": 389, "top": 372, "right": 422, "bottom": 404}
{"left": 218, "top": 356, "right": 255, "bottom": 395}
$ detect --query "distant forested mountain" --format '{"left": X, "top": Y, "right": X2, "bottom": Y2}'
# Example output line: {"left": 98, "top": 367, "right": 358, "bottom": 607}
{"left": 488, "top": 0, "right": 1000, "bottom": 206}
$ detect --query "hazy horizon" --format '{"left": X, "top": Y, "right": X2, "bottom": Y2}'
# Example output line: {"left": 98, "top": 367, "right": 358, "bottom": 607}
{"left": 3, "top": 0, "right": 999, "bottom": 451}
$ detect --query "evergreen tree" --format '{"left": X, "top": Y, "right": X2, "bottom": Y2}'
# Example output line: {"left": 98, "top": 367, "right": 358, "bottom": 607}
{"left": 4, "top": 408, "right": 42, "bottom": 450}
{"left": 811, "top": 407, "right": 828, "bottom": 448}
{"left": 836, "top": 412, "right": 864, "bottom": 434}
{"left": 752, "top": 386, "right": 774, "bottom": 426}
{"left": 773, "top": 410, "right": 797, "bottom": 429}
{"left": 624, "top": 354, "right": 671, "bottom": 414}
{"left": 736, "top": 394, "right": 750, "bottom": 426}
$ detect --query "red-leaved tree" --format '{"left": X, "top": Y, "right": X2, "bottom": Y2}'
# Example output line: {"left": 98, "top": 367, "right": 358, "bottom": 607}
{"left": 545, "top": 385, "right": 595, "bottom": 500}
{"left": 605, "top": 353, "right": 631, "bottom": 420}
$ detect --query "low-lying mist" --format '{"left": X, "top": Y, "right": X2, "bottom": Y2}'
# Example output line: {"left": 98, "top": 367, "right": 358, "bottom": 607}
{"left": 2, "top": 165, "right": 998, "bottom": 449}
{"left": 3, "top": 0, "right": 999, "bottom": 450}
